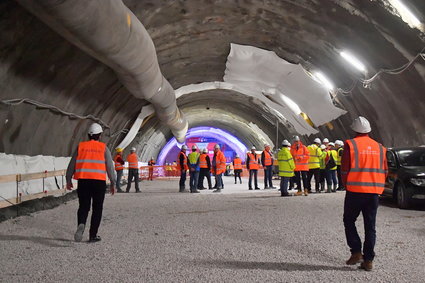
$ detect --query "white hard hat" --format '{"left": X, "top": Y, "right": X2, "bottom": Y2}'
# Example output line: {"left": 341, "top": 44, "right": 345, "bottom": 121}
{"left": 323, "top": 138, "right": 329, "bottom": 143}
{"left": 264, "top": 144, "right": 270, "bottom": 148}
{"left": 320, "top": 144, "right": 326, "bottom": 150}
{"left": 293, "top": 135, "right": 300, "bottom": 141}
{"left": 328, "top": 142, "right": 335, "bottom": 147}
{"left": 202, "top": 148, "right": 207, "bottom": 153}
{"left": 314, "top": 138, "right": 321, "bottom": 144}
{"left": 335, "top": 140, "right": 343, "bottom": 146}
{"left": 351, "top": 116, "right": 371, "bottom": 133}
{"left": 130, "top": 147, "right": 136, "bottom": 152}
{"left": 192, "top": 145, "right": 197, "bottom": 150}
{"left": 182, "top": 145, "right": 187, "bottom": 150}
{"left": 251, "top": 146, "right": 256, "bottom": 150}
{"left": 235, "top": 154, "right": 239, "bottom": 158}
{"left": 88, "top": 123, "right": 103, "bottom": 135}
{"left": 282, "top": 139, "right": 291, "bottom": 146}
{"left": 214, "top": 144, "right": 220, "bottom": 149}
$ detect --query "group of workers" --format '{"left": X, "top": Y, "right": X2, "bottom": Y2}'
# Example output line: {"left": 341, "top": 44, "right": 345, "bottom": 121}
{"left": 66, "top": 116, "right": 387, "bottom": 271}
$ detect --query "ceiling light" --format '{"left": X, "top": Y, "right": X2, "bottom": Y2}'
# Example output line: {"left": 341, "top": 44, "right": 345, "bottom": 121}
{"left": 340, "top": 51, "right": 367, "bottom": 72}
{"left": 314, "top": 71, "right": 334, "bottom": 90}
{"left": 388, "top": 0, "right": 421, "bottom": 29}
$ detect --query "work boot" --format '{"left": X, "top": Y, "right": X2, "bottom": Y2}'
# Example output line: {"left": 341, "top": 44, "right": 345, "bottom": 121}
{"left": 320, "top": 182, "right": 325, "bottom": 192}
{"left": 332, "top": 185, "right": 337, "bottom": 193}
{"left": 359, "top": 260, "right": 373, "bottom": 271}
{"left": 326, "top": 184, "right": 332, "bottom": 193}
{"left": 116, "top": 188, "right": 124, "bottom": 193}
{"left": 89, "top": 236, "right": 102, "bottom": 243}
{"left": 346, "top": 252, "right": 363, "bottom": 265}
{"left": 74, "top": 224, "right": 85, "bottom": 242}
{"left": 295, "top": 191, "right": 303, "bottom": 196}
{"left": 213, "top": 189, "right": 221, "bottom": 193}
{"left": 191, "top": 190, "right": 200, "bottom": 193}
{"left": 304, "top": 189, "right": 309, "bottom": 196}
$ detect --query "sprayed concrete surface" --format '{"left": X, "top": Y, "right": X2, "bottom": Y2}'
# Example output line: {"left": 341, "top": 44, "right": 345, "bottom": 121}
{"left": 0, "top": 177, "right": 424, "bottom": 282}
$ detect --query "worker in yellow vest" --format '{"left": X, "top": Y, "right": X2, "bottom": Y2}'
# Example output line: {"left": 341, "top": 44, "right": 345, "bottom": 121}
{"left": 318, "top": 144, "right": 327, "bottom": 192}
{"left": 66, "top": 123, "right": 116, "bottom": 243}
{"left": 278, "top": 140, "right": 295, "bottom": 197}
{"left": 307, "top": 138, "right": 323, "bottom": 193}
{"left": 335, "top": 140, "right": 345, "bottom": 191}
{"left": 126, "top": 147, "right": 140, "bottom": 193}
{"left": 188, "top": 145, "right": 200, "bottom": 193}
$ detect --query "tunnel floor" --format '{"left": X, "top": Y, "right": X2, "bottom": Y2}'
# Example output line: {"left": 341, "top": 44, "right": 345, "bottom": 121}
{"left": 0, "top": 177, "right": 424, "bottom": 282}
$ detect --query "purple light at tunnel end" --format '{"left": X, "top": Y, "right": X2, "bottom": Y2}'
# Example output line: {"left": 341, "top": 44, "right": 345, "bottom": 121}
{"left": 157, "top": 126, "right": 248, "bottom": 165}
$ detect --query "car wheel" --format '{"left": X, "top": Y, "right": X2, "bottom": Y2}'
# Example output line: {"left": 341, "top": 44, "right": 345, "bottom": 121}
{"left": 397, "top": 182, "right": 411, "bottom": 209}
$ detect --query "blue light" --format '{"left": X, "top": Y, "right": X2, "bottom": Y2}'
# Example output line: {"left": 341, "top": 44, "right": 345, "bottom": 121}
{"left": 157, "top": 126, "right": 248, "bottom": 165}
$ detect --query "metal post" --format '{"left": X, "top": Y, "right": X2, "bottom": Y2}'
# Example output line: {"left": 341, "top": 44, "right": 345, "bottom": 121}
{"left": 276, "top": 117, "right": 279, "bottom": 150}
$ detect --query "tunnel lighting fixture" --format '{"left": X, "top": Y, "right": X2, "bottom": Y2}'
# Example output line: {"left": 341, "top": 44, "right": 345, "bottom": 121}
{"left": 388, "top": 0, "right": 422, "bottom": 28}
{"left": 313, "top": 71, "right": 334, "bottom": 90}
{"left": 340, "top": 51, "right": 366, "bottom": 72}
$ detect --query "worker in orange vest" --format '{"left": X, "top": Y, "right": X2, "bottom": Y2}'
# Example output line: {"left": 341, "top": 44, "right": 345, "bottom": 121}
{"left": 198, "top": 148, "right": 212, "bottom": 190}
{"left": 211, "top": 144, "right": 226, "bottom": 192}
{"left": 126, "top": 147, "right": 140, "bottom": 193}
{"left": 148, "top": 157, "right": 155, "bottom": 181}
{"left": 261, "top": 144, "right": 276, "bottom": 189}
{"left": 114, "top": 147, "right": 125, "bottom": 193}
{"left": 246, "top": 146, "right": 260, "bottom": 190}
{"left": 66, "top": 123, "right": 116, "bottom": 243}
{"left": 342, "top": 116, "right": 387, "bottom": 271}
{"left": 232, "top": 154, "right": 243, "bottom": 184}
{"left": 290, "top": 136, "right": 310, "bottom": 196}
{"left": 177, "top": 145, "right": 189, "bottom": 192}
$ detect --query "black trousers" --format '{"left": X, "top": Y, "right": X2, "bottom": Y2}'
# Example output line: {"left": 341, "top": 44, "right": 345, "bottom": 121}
{"left": 343, "top": 191, "right": 379, "bottom": 261}
{"left": 337, "top": 165, "right": 344, "bottom": 189}
{"left": 77, "top": 179, "right": 106, "bottom": 238}
{"left": 198, "top": 168, "right": 212, "bottom": 189}
{"left": 248, "top": 169, "right": 258, "bottom": 189}
{"left": 234, "top": 169, "right": 242, "bottom": 183}
{"left": 126, "top": 168, "right": 140, "bottom": 192}
{"left": 291, "top": 171, "right": 308, "bottom": 191}
{"left": 307, "top": 168, "right": 320, "bottom": 192}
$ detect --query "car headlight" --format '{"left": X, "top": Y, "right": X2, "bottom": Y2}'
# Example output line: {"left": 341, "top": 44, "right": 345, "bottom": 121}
{"left": 410, "top": 178, "right": 425, "bottom": 187}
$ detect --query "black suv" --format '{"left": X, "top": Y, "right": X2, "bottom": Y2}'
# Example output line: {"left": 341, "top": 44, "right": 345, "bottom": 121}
{"left": 384, "top": 147, "right": 425, "bottom": 209}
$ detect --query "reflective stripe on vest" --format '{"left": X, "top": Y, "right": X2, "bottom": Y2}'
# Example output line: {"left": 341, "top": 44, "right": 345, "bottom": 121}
{"left": 308, "top": 145, "right": 321, "bottom": 169}
{"left": 278, "top": 148, "right": 295, "bottom": 177}
{"left": 263, "top": 150, "right": 272, "bottom": 166}
{"left": 74, "top": 141, "right": 106, "bottom": 181}
{"left": 346, "top": 138, "right": 386, "bottom": 194}
{"left": 114, "top": 154, "right": 124, "bottom": 170}
{"left": 127, "top": 153, "right": 139, "bottom": 169}
{"left": 213, "top": 151, "right": 226, "bottom": 174}
{"left": 233, "top": 158, "right": 242, "bottom": 169}
{"left": 247, "top": 153, "right": 259, "bottom": 170}
{"left": 199, "top": 154, "right": 208, "bottom": 168}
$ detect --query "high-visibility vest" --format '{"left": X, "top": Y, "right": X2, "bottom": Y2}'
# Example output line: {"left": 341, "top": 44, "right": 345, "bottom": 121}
{"left": 308, "top": 144, "right": 322, "bottom": 169}
{"left": 344, "top": 136, "right": 387, "bottom": 194}
{"left": 290, "top": 143, "right": 310, "bottom": 171}
{"left": 176, "top": 151, "right": 188, "bottom": 170}
{"left": 278, "top": 147, "right": 295, "bottom": 177}
{"left": 127, "top": 153, "right": 139, "bottom": 169}
{"left": 199, "top": 154, "right": 208, "bottom": 168}
{"left": 188, "top": 152, "right": 200, "bottom": 165}
{"left": 114, "top": 154, "right": 124, "bottom": 171}
{"left": 233, "top": 158, "right": 242, "bottom": 170}
{"left": 74, "top": 140, "right": 106, "bottom": 181}
{"left": 319, "top": 151, "right": 327, "bottom": 169}
{"left": 247, "top": 153, "right": 259, "bottom": 170}
{"left": 212, "top": 150, "right": 226, "bottom": 174}
{"left": 326, "top": 150, "right": 338, "bottom": 170}
{"left": 336, "top": 147, "right": 343, "bottom": 165}
{"left": 263, "top": 150, "right": 273, "bottom": 166}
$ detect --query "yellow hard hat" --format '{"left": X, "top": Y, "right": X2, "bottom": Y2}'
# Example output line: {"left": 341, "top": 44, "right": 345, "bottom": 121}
{"left": 116, "top": 147, "right": 123, "bottom": 152}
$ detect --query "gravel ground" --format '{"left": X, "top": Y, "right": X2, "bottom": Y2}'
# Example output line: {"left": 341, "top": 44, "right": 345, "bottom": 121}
{"left": 1, "top": 176, "right": 424, "bottom": 282}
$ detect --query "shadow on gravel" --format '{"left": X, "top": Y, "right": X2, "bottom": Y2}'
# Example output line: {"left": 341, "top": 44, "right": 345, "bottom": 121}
{"left": 197, "top": 259, "right": 355, "bottom": 272}
{"left": 0, "top": 234, "right": 73, "bottom": 247}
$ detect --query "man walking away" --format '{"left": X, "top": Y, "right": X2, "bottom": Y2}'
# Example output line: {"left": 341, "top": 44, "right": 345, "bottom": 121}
{"left": 247, "top": 146, "right": 260, "bottom": 190}
{"left": 114, "top": 148, "right": 125, "bottom": 193}
{"left": 290, "top": 136, "right": 310, "bottom": 196}
{"left": 188, "top": 145, "right": 200, "bottom": 193}
{"left": 177, "top": 145, "right": 189, "bottom": 192}
{"left": 66, "top": 123, "right": 116, "bottom": 243}
{"left": 212, "top": 144, "right": 226, "bottom": 192}
{"left": 126, "top": 147, "right": 140, "bottom": 193}
{"left": 278, "top": 140, "right": 295, "bottom": 197}
{"left": 198, "top": 148, "right": 212, "bottom": 190}
{"left": 342, "top": 116, "right": 387, "bottom": 271}
{"left": 307, "top": 138, "right": 323, "bottom": 193}
{"left": 262, "top": 144, "right": 276, "bottom": 189}
{"left": 233, "top": 154, "right": 243, "bottom": 184}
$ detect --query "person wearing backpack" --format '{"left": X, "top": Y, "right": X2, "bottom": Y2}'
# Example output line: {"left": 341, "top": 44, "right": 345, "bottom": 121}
{"left": 325, "top": 142, "right": 338, "bottom": 193}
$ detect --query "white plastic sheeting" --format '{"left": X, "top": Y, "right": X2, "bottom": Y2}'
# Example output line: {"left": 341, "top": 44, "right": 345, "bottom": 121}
{"left": 175, "top": 43, "right": 347, "bottom": 135}
{"left": 0, "top": 153, "right": 70, "bottom": 200}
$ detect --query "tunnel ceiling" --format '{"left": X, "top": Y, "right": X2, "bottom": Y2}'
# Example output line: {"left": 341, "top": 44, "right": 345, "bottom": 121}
{"left": 1, "top": 0, "right": 424, "bottom": 158}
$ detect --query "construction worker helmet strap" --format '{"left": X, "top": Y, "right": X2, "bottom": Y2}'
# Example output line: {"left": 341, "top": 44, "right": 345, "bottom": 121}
{"left": 351, "top": 116, "right": 371, "bottom": 133}
{"left": 88, "top": 123, "right": 103, "bottom": 135}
